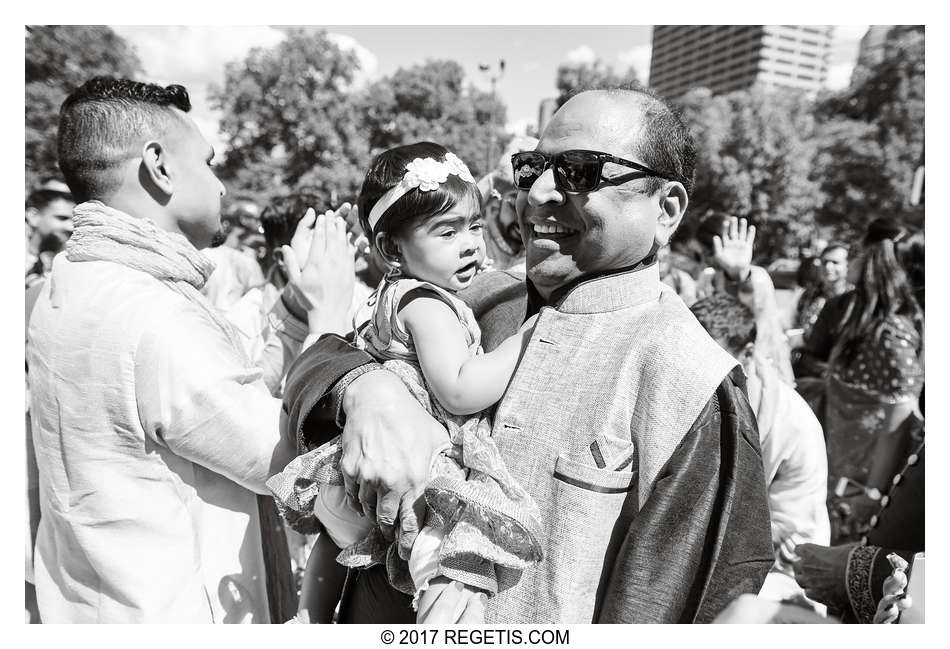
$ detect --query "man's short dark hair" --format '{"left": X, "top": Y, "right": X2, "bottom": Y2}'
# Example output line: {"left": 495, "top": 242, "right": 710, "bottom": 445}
{"left": 57, "top": 77, "right": 192, "bottom": 202}
{"left": 593, "top": 85, "right": 697, "bottom": 196}
{"left": 690, "top": 293, "right": 757, "bottom": 355}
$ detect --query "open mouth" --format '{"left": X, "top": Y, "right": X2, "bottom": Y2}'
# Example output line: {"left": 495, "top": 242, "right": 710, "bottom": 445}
{"left": 455, "top": 260, "right": 478, "bottom": 278}
{"left": 531, "top": 222, "right": 579, "bottom": 240}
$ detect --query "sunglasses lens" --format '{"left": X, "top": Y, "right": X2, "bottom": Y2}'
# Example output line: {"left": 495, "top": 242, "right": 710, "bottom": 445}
{"left": 512, "top": 153, "right": 546, "bottom": 190}
{"left": 555, "top": 151, "right": 600, "bottom": 192}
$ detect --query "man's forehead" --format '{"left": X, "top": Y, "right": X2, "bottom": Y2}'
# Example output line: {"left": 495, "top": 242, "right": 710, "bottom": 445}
{"left": 539, "top": 94, "right": 644, "bottom": 155}
{"left": 167, "top": 110, "right": 211, "bottom": 151}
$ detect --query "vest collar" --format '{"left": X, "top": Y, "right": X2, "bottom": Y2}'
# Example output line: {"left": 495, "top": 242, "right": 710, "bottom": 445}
{"left": 526, "top": 256, "right": 661, "bottom": 316}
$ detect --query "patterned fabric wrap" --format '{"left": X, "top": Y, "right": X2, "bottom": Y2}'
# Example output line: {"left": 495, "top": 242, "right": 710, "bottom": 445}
{"left": 267, "top": 277, "right": 543, "bottom": 598}
{"left": 824, "top": 315, "right": 923, "bottom": 541}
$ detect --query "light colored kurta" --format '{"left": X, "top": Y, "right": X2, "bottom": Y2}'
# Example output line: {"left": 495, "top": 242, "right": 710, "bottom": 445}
{"left": 745, "top": 354, "right": 830, "bottom": 603}
{"left": 27, "top": 253, "right": 303, "bottom": 623}
{"left": 201, "top": 245, "right": 266, "bottom": 311}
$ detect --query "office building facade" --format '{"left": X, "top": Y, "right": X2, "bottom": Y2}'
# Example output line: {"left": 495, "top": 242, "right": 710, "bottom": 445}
{"left": 649, "top": 25, "right": 834, "bottom": 98}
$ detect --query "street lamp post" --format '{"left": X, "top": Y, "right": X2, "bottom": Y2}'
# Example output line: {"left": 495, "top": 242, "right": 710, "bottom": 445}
{"left": 479, "top": 59, "right": 505, "bottom": 174}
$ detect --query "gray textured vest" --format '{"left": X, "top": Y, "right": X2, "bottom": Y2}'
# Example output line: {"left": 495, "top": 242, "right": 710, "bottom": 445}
{"left": 484, "top": 263, "right": 738, "bottom": 623}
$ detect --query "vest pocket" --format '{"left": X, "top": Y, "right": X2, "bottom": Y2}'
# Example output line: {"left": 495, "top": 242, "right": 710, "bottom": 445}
{"left": 553, "top": 453, "right": 637, "bottom": 494}
{"left": 542, "top": 453, "right": 638, "bottom": 621}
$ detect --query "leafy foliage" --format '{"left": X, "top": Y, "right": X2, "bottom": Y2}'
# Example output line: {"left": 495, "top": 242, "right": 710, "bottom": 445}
{"left": 675, "top": 86, "right": 822, "bottom": 260}
{"left": 554, "top": 60, "right": 643, "bottom": 108}
{"left": 209, "top": 28, "right": 368, "bottom": 211}
{"left": 212, "top": 34, "right": 510, "bottom": 208}
{"left": 811, "top": 26, "right": 924, "bottom": 241}
{"left": 358, "top": 59, "right": 509, "bottom": 179}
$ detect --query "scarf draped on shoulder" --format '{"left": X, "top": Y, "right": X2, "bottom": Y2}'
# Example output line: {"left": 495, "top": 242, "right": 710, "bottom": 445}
{"left": 66, "top": 201, "right": 246, "bottom": 357}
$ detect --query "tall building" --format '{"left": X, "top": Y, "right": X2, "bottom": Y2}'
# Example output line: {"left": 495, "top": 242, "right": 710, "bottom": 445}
{"left": 849, "top": 26, "right": 894, "bottom": 86}
{"left": 649, "top": 25, "right": 834, "bottom": 99}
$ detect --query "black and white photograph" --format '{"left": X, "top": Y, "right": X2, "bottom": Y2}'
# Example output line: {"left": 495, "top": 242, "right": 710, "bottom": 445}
{"left": 20, "top": 16, "right": 929, "bottom": 630}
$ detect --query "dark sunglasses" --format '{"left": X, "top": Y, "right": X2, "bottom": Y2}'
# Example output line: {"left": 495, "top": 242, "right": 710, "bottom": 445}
{"left": 512, "top": 149, "right": 675, "bottom": 193}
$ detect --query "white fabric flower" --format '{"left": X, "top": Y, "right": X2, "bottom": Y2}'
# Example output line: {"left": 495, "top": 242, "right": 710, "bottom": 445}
{"left": 444, "top": 152, "right": 476, "bottom": 184}
{"left": 405, "top": 157, "right": 450, "bottom": 191}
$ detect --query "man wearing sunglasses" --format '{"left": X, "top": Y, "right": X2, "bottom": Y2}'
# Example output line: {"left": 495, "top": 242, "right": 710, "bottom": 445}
{"left": 283, "top": 88, "right": 773, "bottom": 623}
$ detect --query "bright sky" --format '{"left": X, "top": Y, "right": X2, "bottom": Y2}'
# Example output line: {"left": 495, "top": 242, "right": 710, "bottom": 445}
{"left": 113, "top": 25, "right": 870, "bottom": 161}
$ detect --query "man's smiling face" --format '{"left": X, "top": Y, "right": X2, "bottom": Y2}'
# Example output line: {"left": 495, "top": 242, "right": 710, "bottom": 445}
{"left": 516, "top": 92, "right": 669, "bottom": 299}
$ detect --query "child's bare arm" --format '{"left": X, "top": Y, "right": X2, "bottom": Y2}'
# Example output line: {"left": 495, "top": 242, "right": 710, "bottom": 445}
{"left": 400, "top": 296, "right": 536, "bottom": 415}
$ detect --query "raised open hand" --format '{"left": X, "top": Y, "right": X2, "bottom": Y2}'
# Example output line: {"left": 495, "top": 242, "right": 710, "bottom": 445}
{"left": 712, "top": 216, "right": 755, "bottom": 282}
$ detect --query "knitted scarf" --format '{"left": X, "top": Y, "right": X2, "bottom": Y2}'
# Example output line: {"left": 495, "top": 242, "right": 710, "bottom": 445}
{"left": 66, "top": 201, "right": 246, "bottom": 357}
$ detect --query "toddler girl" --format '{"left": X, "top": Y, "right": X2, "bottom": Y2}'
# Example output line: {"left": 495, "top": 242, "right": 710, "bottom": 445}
{"left": 267, "top": 142, "right": 542, "bottom": 623}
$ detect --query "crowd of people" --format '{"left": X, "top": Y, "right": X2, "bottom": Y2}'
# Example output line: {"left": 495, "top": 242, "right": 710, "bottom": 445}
{"left": 24, "top": 74, "right": 924, "bottom": 625}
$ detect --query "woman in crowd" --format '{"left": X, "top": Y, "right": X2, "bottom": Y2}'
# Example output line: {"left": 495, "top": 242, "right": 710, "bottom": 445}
{"left": 796, "top": 217, "right": 923, "bottom": 543}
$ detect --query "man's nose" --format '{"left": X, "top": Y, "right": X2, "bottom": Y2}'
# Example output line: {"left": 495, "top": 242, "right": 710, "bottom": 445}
{"left": 218, "top": 177, "right": 227, "bottom": 198}
{"left": 527, "top": 168, "right": 564, "bottom": 208}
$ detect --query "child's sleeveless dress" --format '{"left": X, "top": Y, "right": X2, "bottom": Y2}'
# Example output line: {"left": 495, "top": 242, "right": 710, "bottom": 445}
{"left": 267, "top": 276, "right": 543, "bottom": 602}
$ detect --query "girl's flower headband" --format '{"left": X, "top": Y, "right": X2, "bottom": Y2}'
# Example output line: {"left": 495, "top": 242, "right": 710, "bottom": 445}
{"left": 367, "top": 152, "right": 476, "bottom": 231}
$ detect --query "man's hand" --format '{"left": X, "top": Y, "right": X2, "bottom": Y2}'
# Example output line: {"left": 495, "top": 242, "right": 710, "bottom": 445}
{"left": 712, "top": 216, "right": 755, "bottom": 282}
{"left": 792, "top": 543, "right": 854, "bottom": 607}
{"left": 417, "top": 577, "right": 486, "bottom": 624}
{"left": 339, "top": 370, "right": 448, "bottom": 548}
{"left": 282, "top": 205, "right": 356, "bottom": 337}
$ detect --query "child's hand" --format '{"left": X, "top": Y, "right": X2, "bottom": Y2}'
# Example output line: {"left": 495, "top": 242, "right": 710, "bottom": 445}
{"left": 417, "top": 577, "right": 486, "bottom": 624}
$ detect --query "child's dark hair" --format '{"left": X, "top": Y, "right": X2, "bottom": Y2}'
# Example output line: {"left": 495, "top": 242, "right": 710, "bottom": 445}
{"left": 356, "top": 142, "right": 482, "bottom": 256}
{"left": 690, "top": 293, "right": 757, "bottom": 355}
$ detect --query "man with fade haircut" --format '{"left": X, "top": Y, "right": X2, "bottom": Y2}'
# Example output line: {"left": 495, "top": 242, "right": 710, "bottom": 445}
{"left": 28, "top": 77, "right": 355, "bottom": 623}
{"left": 281, "top": 86, "right": 774, "bottom": 623}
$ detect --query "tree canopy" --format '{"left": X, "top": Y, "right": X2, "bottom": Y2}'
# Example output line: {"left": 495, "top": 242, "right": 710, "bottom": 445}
{"left": 811, "top": 26, "right": 924, "bottom": 241}
{"left": 212, "top": 33, "right": 510, "bottom": 208}
{"left": 675, "top": 86, "right": 822, "bottom": 261}
{"left": 358, "top": 59, "right": 509, "bottom": 179}
{"left": 209, "top": 28, "right": 368, "bottom": 210}
{"left": 554, "top": 59, "right": 643, "bottom": 108}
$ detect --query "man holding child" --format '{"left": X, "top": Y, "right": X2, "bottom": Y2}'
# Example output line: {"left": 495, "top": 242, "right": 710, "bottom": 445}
{"left": 283, "top": 87, "right": 774, "bottom": 623}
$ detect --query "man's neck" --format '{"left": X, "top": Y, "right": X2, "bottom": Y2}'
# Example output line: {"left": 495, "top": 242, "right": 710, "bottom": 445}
{"left": 103, "top": 193, "right": 182, "bottom": 238}
{"left": 525, "top": 254, "right": 657, "bottom": 317}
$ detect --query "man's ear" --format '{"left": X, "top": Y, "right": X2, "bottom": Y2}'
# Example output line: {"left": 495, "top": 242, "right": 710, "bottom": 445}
{"left": 374, "top": 231, "right": 401, "bottom": 267}
{"left": 141, "top": 140, "right": 173, "bottom": 197}
{"left": 655, "top": 182, "right": 688, "bottom": 247}
{"left": 26, "top": 207, "right": 39, "bottom": 228}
